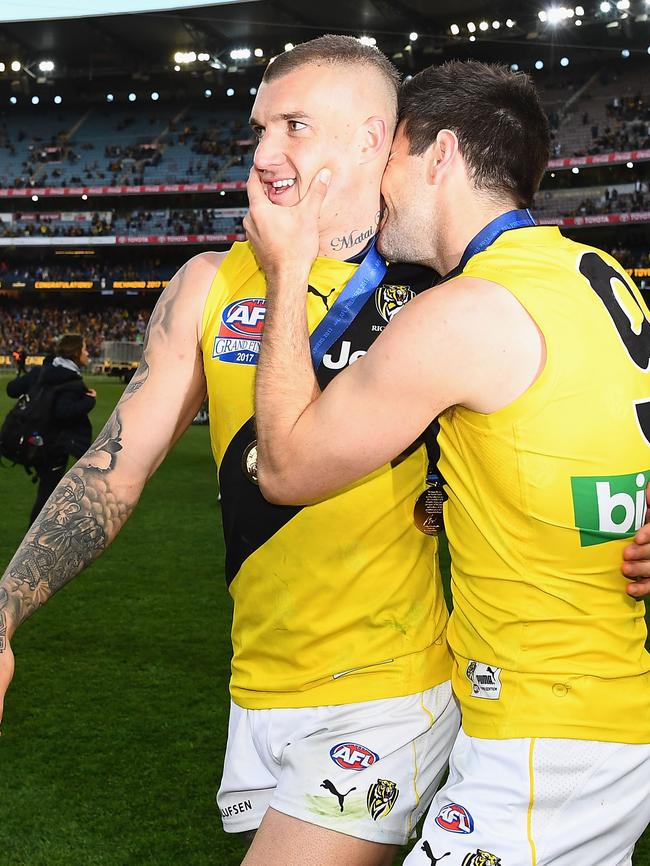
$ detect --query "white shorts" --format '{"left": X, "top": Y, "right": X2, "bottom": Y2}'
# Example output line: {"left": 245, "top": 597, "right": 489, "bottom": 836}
{"left": 405, "top": 728, "right": 650, "bottom": 866}
{"left": 217, "top": 681, "right": 460, "bottom": 846}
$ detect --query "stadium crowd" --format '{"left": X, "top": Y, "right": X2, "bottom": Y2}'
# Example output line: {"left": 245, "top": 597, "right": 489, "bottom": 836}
{"left": 0, "top": 305, "right": 151, "bottom": 358}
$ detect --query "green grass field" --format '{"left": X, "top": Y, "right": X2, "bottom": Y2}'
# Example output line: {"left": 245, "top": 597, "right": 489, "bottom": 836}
{"left": 0, "top": 375, "right": 648, "bottom": 866}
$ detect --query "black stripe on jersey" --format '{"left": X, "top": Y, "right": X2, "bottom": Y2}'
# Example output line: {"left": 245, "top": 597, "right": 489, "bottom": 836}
{"left": 219, "top": 417, "right": 302, "bottom": 587}
{"left": 219, "top": 262, "right": 442, "bottom": 586}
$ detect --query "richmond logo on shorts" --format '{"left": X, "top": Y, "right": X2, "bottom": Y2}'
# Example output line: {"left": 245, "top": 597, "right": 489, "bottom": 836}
{"left": 375, "top": 284, "right": 415, "bottom": 323}
{"left": 366, "top": 779, "right": 399, "bottom": 820}
{"left": 461, "top": 849, "right": 501, "bottom": 866}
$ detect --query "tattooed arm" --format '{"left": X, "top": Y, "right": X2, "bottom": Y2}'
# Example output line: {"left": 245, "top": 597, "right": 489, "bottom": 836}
{"left": 0, "top": 250, "right": 225, "bottom": 722}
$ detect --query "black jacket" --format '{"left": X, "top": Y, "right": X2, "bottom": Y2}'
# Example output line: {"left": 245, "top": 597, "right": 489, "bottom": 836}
{"left": 6, "top": 360, "right": 96, "bottom": 458}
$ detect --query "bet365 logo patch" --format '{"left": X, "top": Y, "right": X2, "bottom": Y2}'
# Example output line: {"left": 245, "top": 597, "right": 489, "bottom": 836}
{"left": 571, "top": 470, "right": 649, "bottom": 547}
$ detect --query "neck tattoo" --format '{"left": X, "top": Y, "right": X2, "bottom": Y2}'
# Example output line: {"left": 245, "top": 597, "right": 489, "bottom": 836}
{"left": 330, "top": 224, "right": 376, "bottom": 253}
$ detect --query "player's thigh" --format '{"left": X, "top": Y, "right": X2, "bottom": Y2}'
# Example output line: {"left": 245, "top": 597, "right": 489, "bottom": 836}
{"left": 271, "top": 681, "right": 460, "bottom": 848}
{"left": 242, "top": 807, "right": 398, "bottom": 866}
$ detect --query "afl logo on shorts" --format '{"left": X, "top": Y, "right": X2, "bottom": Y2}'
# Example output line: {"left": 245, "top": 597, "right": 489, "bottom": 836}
{"left": 375, "top": 284, "right": 415, "bottom": 323}
{"left": 329, "top": 742, "right": 379, "bottom": 771}
{"left": 435, "top": 803, "right": 475, "bottom": 834}
{"left": 221, "top": 297, "right": 266, "bottom": 336}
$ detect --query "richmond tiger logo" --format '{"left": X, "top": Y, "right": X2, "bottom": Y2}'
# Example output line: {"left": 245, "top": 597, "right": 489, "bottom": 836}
{"left": 366, "top": 779, "right": 399, "bottom": 820}
{"left": 461, "top": 849, "right": 501, "bottom": 866}
{"left": 375, "top": 284, "right": 415, "bottom": 323}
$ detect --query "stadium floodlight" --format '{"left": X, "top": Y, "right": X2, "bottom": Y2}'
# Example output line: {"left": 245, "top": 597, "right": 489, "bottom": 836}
{"left": 187, "top": 51, "right": 196, "bottom": 62}
{"left": 469, "top": 34, "right": 476, "bottom": 41}
{"left": 254, "top": 48, "right": 264, "bottom": 57}
{"left": 106, "top": 92, "right": 114, "bottom": 101}
{"left": 506, "top": 18, "right": 516, "bottom": 27}
{"left": 600, "top": 1, "right": 611, "bottom": 11}
{"left": 572, "top": 166, "right": 579, "bottom": 173}
{"left": 409, "top": 31, "right": 418, "bottom": 40}
{"left": 249, "top": 86, "right": 257, "bottom": 95}
{"left": 54, "top": 95, "right": 62, "bottom": 104}
{"left": 9, "top": 96, "right": 17, "bottom": 104}
{"left": 510, "top": 63, "right": 520, "bottom": 71}
{"left": 450, "top": 23, "right": 460, "bottom": 34}
{"left": 616, "top": 0, "right": 630, "bottom": 9}
{"left": 230, "top": 48, "right": 251, "bottom": 60}
{"left": 492, "top": 20, "right": 501, "bottom": 28}
{"left": 151, "top": 91, "right": 159, "bottom": 101}
{"left": 535, "top": 59, "right": 544, "bottom": 69}
{"left": 38, "top": 60, "right": 54, "bottom": 72}
{"left": 173, "top": 51, "right": 184, "bottom": 63}
{"left": 627, "top": 161, "right": 634, "bottom": 168}
{"left": 560, "top": 56, "right": 570, "bottom": 66}
{"left": 575, "top": 4, "right": 585, "bottom": 13}
{"left": 128, "top": 92, "right": 136, "bottom": 102}
{"left": 219, "top": 190, "right": 226, "bottom": 196}
{"left": 0, "top": 62, "right": 4, "bottom": 72}
{"left": 32, "top": 194, "right": 38, "bottom": 201}
{"left": 284, "top": 42, "right": 294, "bottom": 52}
{"left": 31, "top": 95, "right": 39, "bottom": 104}
{"left": 82, "top": 193, "right": 88, "bottom": 200}
{"left": 174, "top": 64, "right": 181, "bottom": 71}
{"left": 467, "top": 21, "right": 476, "bottom": 32}
{"left": 647, "top": 45, "right": 650, "bottom": 53}
{"left": 538, "top": 10, "right": 548, "bottom": 21}
{"left": 197, "top": 52, "right": 210, "bottom": 61}
{"left": 479, "top": 20, "right": 489, "bottom": 30}
{"left": 575, "top": 18, "right": 582, "bottom": 24}
{"left": 621, "top": 48, "right": 630, "bottom": 57}
{"left": 11, "top": 60, "right": 21, "bottom": 72}
{"left": 204, "top": 88, "right": 212, "bottom": 97}
{"left": 226, "top": 87, "right": 235, "bottom": 96}
{"left": 358, "top": 36, "right": 377, "bottom": 46}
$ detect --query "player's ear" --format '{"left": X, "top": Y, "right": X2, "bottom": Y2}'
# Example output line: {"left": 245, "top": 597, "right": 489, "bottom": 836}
{"left": 424, "top": 129, "right": 459, "bottom": 185}
{"left": 358, "top": 116, "right": 389, "bottom": 165}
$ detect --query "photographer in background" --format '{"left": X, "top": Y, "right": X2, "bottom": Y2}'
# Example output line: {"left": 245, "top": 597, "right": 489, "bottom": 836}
{"left": 6, "top": 334, "right": 96, "bottom": 525}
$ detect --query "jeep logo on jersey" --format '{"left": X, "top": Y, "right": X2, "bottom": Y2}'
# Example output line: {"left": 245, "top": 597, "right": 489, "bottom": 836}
{"left": 571, "top": 470, "right": 649, "bottom": 547}
{"left": 434, "top": 803, "right": 475, "bottom": 835}
{"left": 375, "top": 284, "right": 415, "bottom": 323}
{"left": 330, "top": 742, "right": 379, "bottom": 771}
{"left": 221, "top": 297, "right": 266, "bottom": 337}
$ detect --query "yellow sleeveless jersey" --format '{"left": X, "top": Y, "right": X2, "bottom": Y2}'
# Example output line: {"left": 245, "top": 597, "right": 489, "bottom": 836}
{"left": 201, "top": 242, "right": 451, "bottom": 709}
{"left": 438, "top": 225, "right": 650, "bottom": 743}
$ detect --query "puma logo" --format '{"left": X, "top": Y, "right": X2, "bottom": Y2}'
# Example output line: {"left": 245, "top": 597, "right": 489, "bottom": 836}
{"left": 320, "top": 779, "right": 356, "bottom": 812}
{"left": 308, "top": 285, "right": 336, "bottom": 310}
{"left": 421, "top": 841, "right": 451, "bottom": 865}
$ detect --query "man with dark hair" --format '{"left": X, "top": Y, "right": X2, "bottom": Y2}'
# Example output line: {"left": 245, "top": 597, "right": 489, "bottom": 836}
{"left": 6, "top": 333, "right": 96, "bottom": 524}
{"left": 0, "top": 37, "right": 459, "bottom": 866}
{"left": 247, "top": 59, "right": 650, "bottom": 864}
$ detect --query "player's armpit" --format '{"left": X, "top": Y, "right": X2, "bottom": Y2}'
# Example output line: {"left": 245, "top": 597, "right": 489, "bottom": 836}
{"left": 258, "top": 276, "right": 540, "bottom": 505}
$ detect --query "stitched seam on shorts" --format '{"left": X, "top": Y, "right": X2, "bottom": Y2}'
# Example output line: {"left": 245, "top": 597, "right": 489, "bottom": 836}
{"left": 527, "top": 738, "right": 538, "bottom": 866}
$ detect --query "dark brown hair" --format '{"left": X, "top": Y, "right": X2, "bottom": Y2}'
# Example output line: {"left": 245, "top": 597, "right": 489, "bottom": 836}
{"left": 399, "top": 61, "right": 551, "bottom": 207}
{"left": 58, "top": 333, "right": 84, "bottom": 366}
{"left": 262, "top": 34, "right": 401, "bottom": 104}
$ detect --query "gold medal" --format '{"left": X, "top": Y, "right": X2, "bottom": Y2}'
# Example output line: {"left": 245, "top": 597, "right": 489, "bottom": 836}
{"left": 241, "top": 440, "right": 258, "bottom": 485}
{"left": 413, "top": 479, "right": 445, "bottom": 535}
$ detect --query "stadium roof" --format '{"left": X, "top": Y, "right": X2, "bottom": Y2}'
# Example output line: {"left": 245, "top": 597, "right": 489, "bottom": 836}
{"left": 0, "top": 0, "right": 647, "bottom": 82}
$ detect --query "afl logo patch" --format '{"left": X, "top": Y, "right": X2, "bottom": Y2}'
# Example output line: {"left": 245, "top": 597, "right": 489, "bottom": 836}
{"left": 212, "top": 297, "right": 266, "bottom": 365}
{"left": 375, "top": 284, "right": 415, "bottom": 323}
{"left": 330, "top": 742, "right": 379, "bottom": 771}
{"left": 435, "top": 803, "right": 475, "bottom": 834}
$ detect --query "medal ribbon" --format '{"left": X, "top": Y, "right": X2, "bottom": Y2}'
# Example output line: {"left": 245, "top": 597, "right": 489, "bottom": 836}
{"left": 309, "top": 240, "right": 387, "bottom": 370}
{"left": 458, "top": 208, "right": 536, "bottom": 271}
